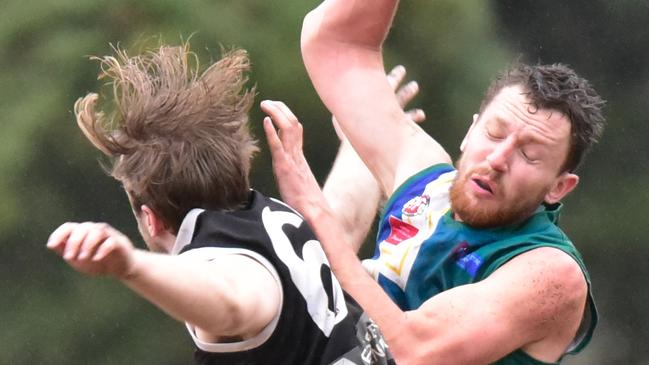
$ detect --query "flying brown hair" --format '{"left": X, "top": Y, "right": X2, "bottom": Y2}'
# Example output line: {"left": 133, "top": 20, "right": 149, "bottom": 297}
{"left": 75, "top": 43, "right": 258, "bottom": 232}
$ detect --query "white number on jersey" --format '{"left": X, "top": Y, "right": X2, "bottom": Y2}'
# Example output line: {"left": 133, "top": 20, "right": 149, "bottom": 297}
{"left": 262, "top": 207, "right": 348, "bottom": 336}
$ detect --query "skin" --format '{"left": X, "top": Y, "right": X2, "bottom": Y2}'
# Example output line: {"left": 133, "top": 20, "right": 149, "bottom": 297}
{"left": 46, "top": 66, "right": 423, "bottom": 349}
{"left": 301, "top": 0, "right": 451, "bottom": 195}
{"left": 259, "top": 0, "right": 591, "bottom": 363}
{"left": 321, "top": 65, "right": 426, "bottom": 253}
{"left": 451, "top": 85, "right": 579, "bottom": 228}
{"left": 263, "top": 99, "right": 588, "bottom": 364}
{"left": 46, "top": 203, "right": 282, "bottom": 344}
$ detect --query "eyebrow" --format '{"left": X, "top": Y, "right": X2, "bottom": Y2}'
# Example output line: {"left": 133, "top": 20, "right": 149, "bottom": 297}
{"left": 490, "top": 117, "right": 552, "bottom": 147}
{"left": 488, "top": 117, "right": 510, "bottom": 132}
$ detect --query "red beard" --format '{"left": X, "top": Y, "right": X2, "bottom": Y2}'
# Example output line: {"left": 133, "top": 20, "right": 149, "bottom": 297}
{"left": 449, "top": 166, "right": 544, "bottom": 228}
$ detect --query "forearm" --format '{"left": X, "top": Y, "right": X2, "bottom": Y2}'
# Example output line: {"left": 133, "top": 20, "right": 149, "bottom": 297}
{"left": 302, "top": 0, "right": 428, "bottom": 194}
{"left": 323, "top": 140, "right": 382, "bottom": 253}
{"left": 121, "top": 250, "right": 276, "bottom": 338}
{"left": 48, "top": 222, "right": 277, "bottom": 340}
{"left": 300, "top": 199, "right": 474, "bottom": 365}
{"left": 302, "top": 200, "right": 409, "bottom": 346}
{"left": 301, "top": 0, "right": 399, "bottom": 110}
{"left": 319, "top": 246, "right": 584, "bottom": 364}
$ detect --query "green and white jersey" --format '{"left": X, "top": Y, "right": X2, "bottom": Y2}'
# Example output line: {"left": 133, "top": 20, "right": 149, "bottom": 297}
{"left": 364, "top": 164, "right": 597, "bottom": 364}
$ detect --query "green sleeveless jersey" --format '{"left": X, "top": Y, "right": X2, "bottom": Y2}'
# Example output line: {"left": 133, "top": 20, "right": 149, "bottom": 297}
{"left": 364, "top": 164, "right": 597, "bottom": 364}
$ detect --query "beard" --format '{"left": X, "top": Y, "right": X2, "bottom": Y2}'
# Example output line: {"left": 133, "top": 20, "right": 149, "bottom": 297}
{"left": 449, "top": 161, "right": 546, "bottom": 228}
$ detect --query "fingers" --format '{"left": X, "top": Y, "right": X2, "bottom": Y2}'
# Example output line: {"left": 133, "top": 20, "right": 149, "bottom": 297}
{"left": 47, "top": 222, "right": 115, "bottom": 261}
{"left": 263, "top": 116, "right": 285, "bottom": 162}
{"left": 262, "top": 109, "right": 297, "bottom": 183}
{"left": 386, "top": 66, "right": 424, "bottom": 119}
{"left": 93, "top": 236, "right": 119, "bottom": 262}
{"left": 270, "top": 101, "right": 300, "bottom": 127}
{"left": 78, "top": 223, "right": 111, "bottom": 260}
{"left": 395, "top": 80, "right": 419, "bottom": 108}
{"left": 386, "top": 65, "right": 406, "bottom": 91}
{"left": 260, "top": 100, "right": 304, "bottom": 152}
{"left": 47, "top": 221, "right": 135, "bottom": 277}
{"left": 406, "top": 108, "right": 426, "bottom": 123}
{"left": 59, "top": 222, "right": 92, "bottom": 260}
{"left": 46, "top": 222, "right": 76, "bottom": 256}
{"left": 260, "top": 100, "right": 300, "bottom": 130}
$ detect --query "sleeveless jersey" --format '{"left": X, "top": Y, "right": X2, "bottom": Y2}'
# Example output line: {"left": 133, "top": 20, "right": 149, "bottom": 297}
{"left": 363, "top": 164, "right": 598, "bottom": 364}
{"left": 171, "top": 190, "right": 394, "bottom": 365}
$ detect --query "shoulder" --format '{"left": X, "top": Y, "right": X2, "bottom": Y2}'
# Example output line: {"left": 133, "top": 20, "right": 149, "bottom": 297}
{"left": 495, "top": 247, "right": 589, "bottom": 357}
{"left": 488, "top": 247, "right": 588, "bottom": 342}
{"left": 504, "top": 247, "right": 586, "bottom": 291}
{"left": 491, "top": 247, "right": 587, "bottom": 306}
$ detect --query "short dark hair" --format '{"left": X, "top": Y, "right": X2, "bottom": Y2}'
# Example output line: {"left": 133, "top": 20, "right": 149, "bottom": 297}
{"left": 75, "top": 44, "right": 258, "bottom": 232}
{"left": 479, "top": 63, "right": 606, "bottom": 172}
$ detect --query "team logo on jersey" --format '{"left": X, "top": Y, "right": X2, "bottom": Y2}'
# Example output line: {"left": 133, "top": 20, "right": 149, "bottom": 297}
{"left": 401, "top": 194, "right": 431, "bottom": 217}
{"left": 385, "top": 215, "right": 419, "bottom": 245}
{"left": 453, "top": 241, "right": 483, "bottom": 278}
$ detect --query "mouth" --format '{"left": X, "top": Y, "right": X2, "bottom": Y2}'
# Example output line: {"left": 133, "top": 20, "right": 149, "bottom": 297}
{"left": 471, "top": 177, "right": 494, "bottom": 194}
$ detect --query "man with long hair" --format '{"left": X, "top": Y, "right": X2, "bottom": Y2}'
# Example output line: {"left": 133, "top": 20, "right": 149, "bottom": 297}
{"left": 47, "top": 43, "right": 419, "bottom": 364}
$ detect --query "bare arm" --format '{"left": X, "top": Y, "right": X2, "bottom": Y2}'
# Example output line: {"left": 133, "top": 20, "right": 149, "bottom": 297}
{"left": 394, "top": 247, "right": 587, "bottom": 364}
{"left": 46, "top": 222, "right": 280, "bottom": 342}
{"left": 322, "top": 65, "right": 426, "bottom": 253}
{"left": 264, "top": 114, "right": 588, "bottom": 365}
{"left": 301, "top": 0, "right": 450, "bottom": 196}
{"left": 260, "top": 99, "right": 380, "bottom": 254}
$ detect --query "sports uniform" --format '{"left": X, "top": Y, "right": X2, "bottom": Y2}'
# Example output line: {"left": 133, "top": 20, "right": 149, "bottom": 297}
{"left": 363, "top": 164, "right": 597, "bottom": 365}
{"left": 172, "top": 190, "right": 393, "bottom": 365}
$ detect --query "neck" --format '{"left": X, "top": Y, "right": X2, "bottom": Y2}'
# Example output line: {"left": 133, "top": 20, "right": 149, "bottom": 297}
{"left": 148, "top": 232, "right": 177, "bottom": 254}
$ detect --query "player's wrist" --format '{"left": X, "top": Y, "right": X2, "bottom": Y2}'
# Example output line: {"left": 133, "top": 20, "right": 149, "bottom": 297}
{"left": 117, "top": 248, "right": 143, "bottom": 281}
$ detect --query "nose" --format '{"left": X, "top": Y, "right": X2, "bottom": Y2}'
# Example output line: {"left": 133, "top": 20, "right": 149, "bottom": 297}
{"left": 486, "top": 138, "right": 515, "bottom": 172}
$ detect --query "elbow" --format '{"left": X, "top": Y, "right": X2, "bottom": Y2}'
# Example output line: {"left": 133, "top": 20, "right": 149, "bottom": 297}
{"left": 301, "top": 10, "right": 330, "bottom": 81}
{"left": 387, "top": 316, "right": 473, "bottom": 365}
{"left": 196, "top": 285, "right": 268, "bottom": 338}
{"left": 391, "top": 343, "right": 439, "bottom": 365}
{"left": 200, "top": 299, "right": 247, "bottom": 338}
{"left": 391, "top": 345, "right": 474, "bottom": 365}
{"left": 386, "top": 316, "right": 439, "bottom": 365}
{"left": 300, "top": 9, "right": 322, "bottom": 60}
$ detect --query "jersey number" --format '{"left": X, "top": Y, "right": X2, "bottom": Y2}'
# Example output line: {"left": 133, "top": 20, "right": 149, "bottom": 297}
{"left": 262, "top": 207, "right": 348, "bottom": 336}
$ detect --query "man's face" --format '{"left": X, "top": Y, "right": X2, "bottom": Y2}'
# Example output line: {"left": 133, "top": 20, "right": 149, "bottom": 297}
{"left": 450, "top": 85, "right": 577, "bottom": 228}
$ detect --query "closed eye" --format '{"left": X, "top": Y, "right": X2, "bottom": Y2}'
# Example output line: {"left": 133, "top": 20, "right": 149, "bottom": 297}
{"left": 520, "top": 149, "right": 539, "bottom": 163}
{"left": 486, "top": 127, "right": 505, "bottom": 140}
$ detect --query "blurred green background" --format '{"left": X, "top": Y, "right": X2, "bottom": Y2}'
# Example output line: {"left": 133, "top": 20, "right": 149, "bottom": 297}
{"left": 1, "top": 0, "right": 647, "bottom": 364}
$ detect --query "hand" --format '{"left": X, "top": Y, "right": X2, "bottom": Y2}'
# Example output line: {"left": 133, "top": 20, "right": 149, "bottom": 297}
{"left": 332, "top": 65, "right": 426, "bottom": 140}
{"left": 47, "top": 222, "right": 136, "bottom": 279}
{"left": 261, "top": 100, "right": 324, "bottom": 216}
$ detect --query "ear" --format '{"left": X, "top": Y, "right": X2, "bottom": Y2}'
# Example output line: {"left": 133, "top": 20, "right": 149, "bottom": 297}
{"left": 460, "top": 113, "right": 480, "bottom": 152}
{"left": 141, "top": 205, "right": 167, "bottom": 238}
{"left": 544, "top": 172, "right": 579, "bottom": 204}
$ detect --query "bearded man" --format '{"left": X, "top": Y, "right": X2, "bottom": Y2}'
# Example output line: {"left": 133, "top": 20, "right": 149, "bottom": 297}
{"left": 261, "top": 0, "right": 606, "bottom": 364}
